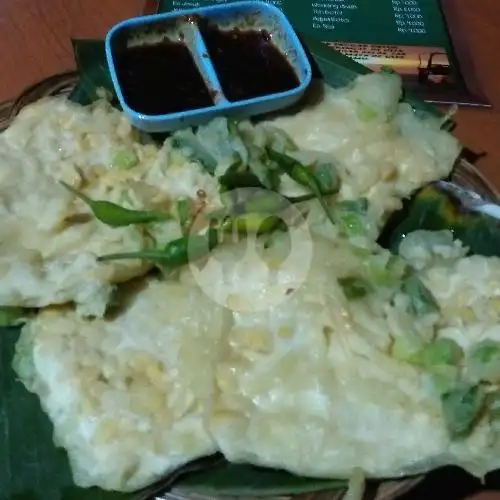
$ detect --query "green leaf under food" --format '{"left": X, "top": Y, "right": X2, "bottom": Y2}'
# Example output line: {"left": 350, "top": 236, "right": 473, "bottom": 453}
{"left": 69, "top": 39, "right": 116, "bottom": 107}
{"left": 60, "top": 182, "right": 172, "bottom": 227}
{"left": 172, "top": 462, "right": 346, "bottom": 496}
{"left": 380, "top": 183, "right": 500, "bottom": 257}
{"left": 440, "top": 384, "right": 486, "bottom": 440}
{"left": 0, "top": 307, "right": 32, "bottom": 327}
{"left": 0, "top": 327, "right": 129, "bottom": 500}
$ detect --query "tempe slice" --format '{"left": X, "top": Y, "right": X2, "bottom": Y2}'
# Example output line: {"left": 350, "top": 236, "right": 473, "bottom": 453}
{"left": 13, "top": 278, "right": 231, "bottom": 492}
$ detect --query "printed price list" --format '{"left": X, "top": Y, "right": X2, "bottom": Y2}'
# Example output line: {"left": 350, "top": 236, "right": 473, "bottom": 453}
{"left": 310, "top": 0, "right": 429, "bottom": 37}
{"left": 391, "top": 0, "right": 427, "bottom": 35}
{"left": 162, "top": 0, "right": 449, "bottom": 48}
{"left": 311, "top": 1, "right": 358, "bottom": 31}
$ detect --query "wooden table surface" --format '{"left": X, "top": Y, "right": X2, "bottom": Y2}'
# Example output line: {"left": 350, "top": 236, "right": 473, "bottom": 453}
{"left": 0, "top": 0, "right": 499, "bottom": 189}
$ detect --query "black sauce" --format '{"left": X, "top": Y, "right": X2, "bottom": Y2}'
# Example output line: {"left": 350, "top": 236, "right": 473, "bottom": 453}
{"left": 198, "top": 20, "right": 301, "bottom": 103}
{"left": 113, "top": 39, "right": 214, "bottom": 116}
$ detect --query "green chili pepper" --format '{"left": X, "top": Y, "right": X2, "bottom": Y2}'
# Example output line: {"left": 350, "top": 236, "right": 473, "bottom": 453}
{"left": 219, "top": 171, "right": 263, "bottom": 191}
{"left": 248, "top": 146, "right": 282, "bottom": 191}
{"left": 288, "top": 192, "right": 336, "bottom": 204}
{"left": 98, "top": 229, "right": 220, "bottom": 266}
{"left": 210, "top": 191, "right": 336, "bottom": 223}
{"left": 214, "top": 190, "right": 284, "bottom": 220}
{"left": 176, "top": 198, "right": 191, "bottom": 236}
{"left": 242, "top": 191, "right": 338, "bottom": 216}
{"left": 311, "top": 161, "right": 341, "bottom": 194}
{"left": 267, "top": 149, "right": 336, "bottom": 225}
{"left": 243, "top": 192, "right": 288, "bottom": 216}
{"left": 99, "top": 209, "right": 284, "bottom": 265}
{"left": 222, "top": 214, "right": 285, "bottom": 235}
{"left": 60, "top": 182, "right": 172, "bottom": 228}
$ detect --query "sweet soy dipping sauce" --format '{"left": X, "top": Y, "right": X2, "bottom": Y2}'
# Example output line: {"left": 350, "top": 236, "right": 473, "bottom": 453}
{"left": 198, "top": 19, "right": 301, "bottom": 102}
{"left": 112, "top": 16, "right": 301, "bottom": 115}
{"left": 113, "top": 38, "right": 214, "bottom": 116}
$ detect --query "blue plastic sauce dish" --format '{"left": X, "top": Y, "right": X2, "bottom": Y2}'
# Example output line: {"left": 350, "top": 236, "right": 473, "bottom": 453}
{"left": 104, "top": 1, "right": 312, "bottom": 133}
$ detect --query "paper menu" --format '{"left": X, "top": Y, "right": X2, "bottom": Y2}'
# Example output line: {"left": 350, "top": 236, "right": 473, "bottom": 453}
{"left": 159, "top": 0, "right": 490, "bottom": 107}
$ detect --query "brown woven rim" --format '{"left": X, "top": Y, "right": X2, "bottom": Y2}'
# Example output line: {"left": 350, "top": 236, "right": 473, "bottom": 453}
{"left": 1, "top": 72, "right": 498, "bottom": 500}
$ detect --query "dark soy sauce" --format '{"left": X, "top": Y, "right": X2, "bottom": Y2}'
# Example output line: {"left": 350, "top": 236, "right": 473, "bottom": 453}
{"left": 198, "top": 19, "right": 301, "bottom": 103}
{"left": 113, "top": 39, "right": 214, "bottom": 116}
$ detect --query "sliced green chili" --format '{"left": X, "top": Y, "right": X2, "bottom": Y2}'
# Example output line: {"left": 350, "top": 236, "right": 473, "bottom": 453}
{"left": 98, "top": 229, "right": 220, "bottom": 266}
{"left": 60, "top": 182, "right": 172, "bottom": 228}
{"left": 266, "top": 149, "right": 336, "bottom": 225}
{"left": 176, "top": 198, "right": 191, "bottom": 236}
{"left": 222, "top": 214, "right": 285, "bottom": 235}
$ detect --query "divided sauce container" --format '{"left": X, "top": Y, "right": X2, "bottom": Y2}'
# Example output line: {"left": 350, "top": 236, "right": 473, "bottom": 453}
{"left": 105, "top": 1, "right": 313, "bottom": 132}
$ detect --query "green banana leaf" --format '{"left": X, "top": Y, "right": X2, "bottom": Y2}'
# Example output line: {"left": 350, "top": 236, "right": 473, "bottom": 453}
{"left": 69, "top": 40, "right": 116, "bottom": 107}
{"left": 0, "top": 327, "right": 128, "bottom": 500}
{"left": 379, "top": 182, "right": 500, "bottom": 257}
{"left": 173, "top": 463, "right": 346, "bottom": 496}
{"left": 2, "top": 16, "right": 498, "bottom": 500}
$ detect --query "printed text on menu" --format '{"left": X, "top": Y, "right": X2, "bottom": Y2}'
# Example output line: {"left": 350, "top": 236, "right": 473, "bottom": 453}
{"left": 167, "top": 0, "right": 449, "bottom": 47}
{"left": 311, "top": 0, "right": 425, "bottom": 34}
